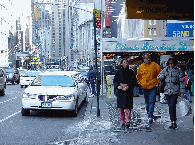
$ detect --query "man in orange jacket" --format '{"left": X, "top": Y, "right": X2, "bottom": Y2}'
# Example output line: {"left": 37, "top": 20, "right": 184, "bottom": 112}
{"left": 136, "top": 53, "right": 161, "bottom": 124}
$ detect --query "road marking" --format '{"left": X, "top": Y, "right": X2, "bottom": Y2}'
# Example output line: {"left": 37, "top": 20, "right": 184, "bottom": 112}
{"left": 0, "top": 97, "right": 18, "bottom": 104}
{"left": 0, "top": 111, "right": 20, "bottom": 123}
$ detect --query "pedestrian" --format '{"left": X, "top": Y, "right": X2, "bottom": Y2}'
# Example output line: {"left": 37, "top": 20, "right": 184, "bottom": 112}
{"left": 96, "top": 69, "right": 101, "bottom": 96}
{"left": 132, "top": 65, "right": 139, "bottom": 97}
{"left": 185, "top": 71, "right": 192, "bottom": 103}
{"left": 159, "top": 61, "right": 168, "bottom": 104}
{"left": 136, "top": 53, "right": 161, "bottom": 124}
{"left": 87, "top": 66, "right": 96, "bottom": 97}
{"left": 114, "top": 58, "right": 136, "bottom": 128}
{"left": 188, "top": 63, "right": 194, "bottom": 96}
{"left": 157, "top": 57, "right": 185, "bottom": 129}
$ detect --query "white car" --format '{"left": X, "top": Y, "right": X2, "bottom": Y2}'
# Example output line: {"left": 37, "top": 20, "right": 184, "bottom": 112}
{"left": 18, "top": 69, "right": 27, "bottom": 77}
{"left": 21, "top": 71, "right": 88, "bottom": 117}
{"left": 20, "top": 71, "right": 41, "bottom": 88}
{"left": 46, "top": 69, "right": 61, "bottom": 72}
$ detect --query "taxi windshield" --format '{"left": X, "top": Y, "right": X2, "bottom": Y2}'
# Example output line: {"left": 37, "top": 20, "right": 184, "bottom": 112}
{"left": 31, "top": 75, "right": 75, "bottom": 87}
{"left": 25, "top": 72, "right": 40, "bottom": 77}
{"left": 6, "top": 69, "right": 14, "bottom": 73}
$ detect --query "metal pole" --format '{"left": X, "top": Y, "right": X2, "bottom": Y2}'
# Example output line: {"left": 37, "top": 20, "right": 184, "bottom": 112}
{"left": 93, "top": 10, "right": 100, "bottom": 117}
{"left": 100, "top": 0, "right": 104, "bottom": 96}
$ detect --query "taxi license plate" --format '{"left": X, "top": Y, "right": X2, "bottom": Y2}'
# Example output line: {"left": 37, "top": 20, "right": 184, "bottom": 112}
{"left": 41, "top": 102, "right": 52, "bottom": 108}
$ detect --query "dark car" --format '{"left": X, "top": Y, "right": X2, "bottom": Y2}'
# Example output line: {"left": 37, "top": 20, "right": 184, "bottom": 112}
{"left": 0, "top": 68, "right": 6, "bottom": 96}
{"left": 5, "top": 68, "right": 20, "bottom": 85}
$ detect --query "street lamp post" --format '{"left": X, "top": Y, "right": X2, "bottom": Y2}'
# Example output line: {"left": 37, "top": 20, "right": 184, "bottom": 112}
{"left": 93, "top": 10, "right": 100, "bottom": 117}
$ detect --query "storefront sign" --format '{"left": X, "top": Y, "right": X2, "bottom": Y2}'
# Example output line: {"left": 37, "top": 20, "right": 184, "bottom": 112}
{"left": 167, "top": 22, "right": 194, "bottom": 37}
{"left": 103, "top": 39, "right": 194, "bottom": 53}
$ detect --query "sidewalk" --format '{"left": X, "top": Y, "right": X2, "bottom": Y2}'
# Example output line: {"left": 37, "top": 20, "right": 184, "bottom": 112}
{"left": 81, "top": 94, "right": 194, "bottom": 145}
{"left": 53, "top": 94, "right": 194, "bottom": 145}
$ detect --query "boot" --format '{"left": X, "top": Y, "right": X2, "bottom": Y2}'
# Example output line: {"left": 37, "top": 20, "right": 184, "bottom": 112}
{"left": 169, "top": 122, "right": 177, "bottom": 129}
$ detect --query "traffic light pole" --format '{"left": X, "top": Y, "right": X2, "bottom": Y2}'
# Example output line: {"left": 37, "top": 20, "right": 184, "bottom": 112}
{"left": 93, "top": 10, "right": 100, "bottom": 117}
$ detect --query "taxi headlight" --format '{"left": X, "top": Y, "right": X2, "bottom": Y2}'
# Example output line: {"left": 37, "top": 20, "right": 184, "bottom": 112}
{"left": 57, "top": 95, "right": 73, "bottom": 100}
{"left": 23, "top": 93, "right": 37, "bottom": 99}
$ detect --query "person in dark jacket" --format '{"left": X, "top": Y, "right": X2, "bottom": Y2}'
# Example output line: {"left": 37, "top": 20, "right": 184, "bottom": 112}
{"left": 87, "top": 66, "right": 96, "bottom": 97}
{"left": 114, "top": 58, "right": 136, "bottom": 128}
{"left": 157, "top": 57, "right": 185, "bottom": 129}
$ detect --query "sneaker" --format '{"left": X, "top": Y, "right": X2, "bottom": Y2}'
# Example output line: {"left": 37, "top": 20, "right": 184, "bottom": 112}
{"left": 148, "top": 118, "right": 153, "bottom": 124}
{"left": 88, "top": 95, "right": 94, "bottom": 98}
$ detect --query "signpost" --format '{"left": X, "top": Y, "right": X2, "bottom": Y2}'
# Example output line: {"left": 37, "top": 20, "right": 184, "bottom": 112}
{"left": 93, "top": 9, "right": 100, "bottom": 117}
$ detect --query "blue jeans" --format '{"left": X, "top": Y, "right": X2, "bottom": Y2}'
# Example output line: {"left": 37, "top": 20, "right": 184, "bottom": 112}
{"left": 143, "top": 87, "right": 157, "bottom": 119}
{"left": 165, "top": 94, "right": 178, "bottom": 122}
{"left": 133, "top": 86, "right": 139, "bottom": 96}
{"left": 139, "top": 86, "right": 144, "bottom": 95}
{"left": 89, "top": 82, "right": 96, "bottom": 95}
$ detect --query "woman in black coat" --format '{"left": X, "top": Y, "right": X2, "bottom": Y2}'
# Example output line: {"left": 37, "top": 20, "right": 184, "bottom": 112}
{"left": 114, "top": 58, "right": 136, "bottom": 128}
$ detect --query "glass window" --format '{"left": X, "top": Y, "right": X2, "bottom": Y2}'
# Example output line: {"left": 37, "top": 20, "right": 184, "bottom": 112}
{"left": 32, "top": 75, "right": 75, "bottom": 87}
{"left": 149, "top": 20, "right": 152, "bottom": 25}
{"left": 24, "top": 71, "right": 40, "bottom": 77}
{"left": 6, "top": 69, "right": 14, "bottom": 73}
{"left": 148, "top": 28, "right": 152, "bottom": 35}
{"left": 153, "top": 28, "right": 157, "bottom": 35}
{"left": 153, "top": 20, "right": 157, "bottom": 25}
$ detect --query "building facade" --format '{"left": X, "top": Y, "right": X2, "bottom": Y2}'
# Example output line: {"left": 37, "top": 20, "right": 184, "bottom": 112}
{"left": 78, "top": 20, "right": 94, "bottom": 66}
{"left": 117, "top": 4, "right": 167, "bottom": 39}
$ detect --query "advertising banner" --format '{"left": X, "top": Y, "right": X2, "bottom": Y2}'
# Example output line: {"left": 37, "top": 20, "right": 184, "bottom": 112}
{"left": 102, "top": 38, "right": 194, "bottom": 53}
{"left": 167, "top": 22, "right": 194, "bottom": 37}
{"left": 35, "top": 8, "right": 39, "bottom": 20}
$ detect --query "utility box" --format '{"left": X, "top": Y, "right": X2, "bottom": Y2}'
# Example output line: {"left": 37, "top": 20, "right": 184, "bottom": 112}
{"left": 108, "top": 75, "right": 115, "bottom": 85}
{"left": 107, "top": 75, "right": 116, "bottom": 98}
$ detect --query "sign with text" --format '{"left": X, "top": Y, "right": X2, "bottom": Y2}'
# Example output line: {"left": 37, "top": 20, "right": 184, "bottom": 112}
{"left": 103, "top": 39, "right": 194, "bottom": 53}
{"left": 126, "top": 0, "right": 194, "bottom": 20}
{"left": 167, "top": 22, "right": 194, "bottom": 37}
{"left": 93, "top": 9, "right": 101, "bottom": 29}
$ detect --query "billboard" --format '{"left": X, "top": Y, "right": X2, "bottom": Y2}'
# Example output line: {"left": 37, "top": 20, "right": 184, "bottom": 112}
{"left": 167, "top": 22, "right": 194, "bottom": 37}
{"left": 125, "top": 0, "right": 194, "bottom": 20}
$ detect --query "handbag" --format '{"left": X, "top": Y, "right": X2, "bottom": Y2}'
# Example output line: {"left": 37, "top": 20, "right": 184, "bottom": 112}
{"left": 178, "top": 98, "right": 192, "bottom": 116}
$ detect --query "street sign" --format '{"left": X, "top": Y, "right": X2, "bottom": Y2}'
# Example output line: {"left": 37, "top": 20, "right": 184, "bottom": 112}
{"left": 93, "top": 9, "right": 101, "bottom": 29}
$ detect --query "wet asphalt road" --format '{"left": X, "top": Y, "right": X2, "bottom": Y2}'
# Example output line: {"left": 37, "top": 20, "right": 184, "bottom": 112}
{"left": 0, "top": 83, "right": 88, "bottom": 144}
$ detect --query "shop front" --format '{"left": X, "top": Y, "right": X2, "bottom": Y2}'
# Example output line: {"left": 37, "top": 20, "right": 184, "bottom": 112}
{"left": 102, "top": 37, "right": 194, "bottom": 66}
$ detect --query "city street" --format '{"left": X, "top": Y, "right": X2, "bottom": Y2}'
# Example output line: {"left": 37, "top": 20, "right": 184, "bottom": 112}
{"left": 0, "top": 83, "right": 88, "bottom": 144}
{"left": 0, "top": 83, "right": 194, "bottom": 144}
